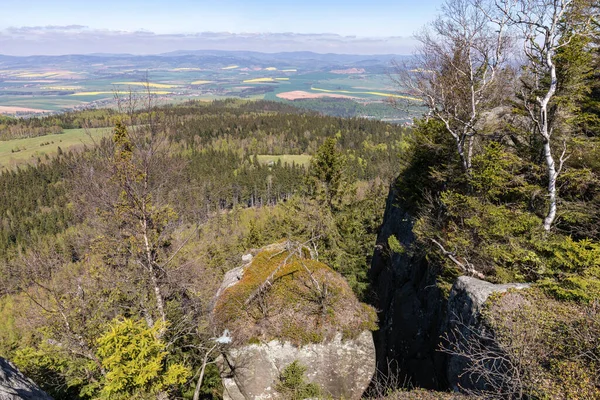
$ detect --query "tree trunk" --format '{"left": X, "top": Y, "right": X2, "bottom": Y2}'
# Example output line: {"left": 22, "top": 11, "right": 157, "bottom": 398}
{"left": 193, "top": 350, "right": 213, "bottom": 400}
{"left": 543, "top": 139, "right": 558, "bottom": 231}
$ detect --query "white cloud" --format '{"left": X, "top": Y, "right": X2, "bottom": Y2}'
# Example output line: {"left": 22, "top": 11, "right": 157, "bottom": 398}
{"left": 0, "top": 26, "right": 417, "bottom": 55}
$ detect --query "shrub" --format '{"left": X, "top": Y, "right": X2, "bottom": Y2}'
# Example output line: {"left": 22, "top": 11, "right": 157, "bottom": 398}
{"left": 275, "top": 360, "right": 321, "bottom": 400}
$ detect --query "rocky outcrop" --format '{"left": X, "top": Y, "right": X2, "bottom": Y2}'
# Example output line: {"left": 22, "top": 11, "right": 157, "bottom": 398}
{"left": 370, "top": 187, "right": 532, "bottom": 392}
{"left": 0, "top": 358, "right": 52, "bottom": 400}
{"left": 212, "top": 242, "right": 377, "bottom": 399}
{"left": 219, "top": 331, "right": 375, "bottom": 400}
{"left": 445, "top": 277, "right": 530, "bottom": 391}
{"left": 370, "top": 187, "right": 448, "bottom": 389}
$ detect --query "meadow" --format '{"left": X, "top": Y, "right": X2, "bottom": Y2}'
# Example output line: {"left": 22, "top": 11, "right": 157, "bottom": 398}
{"left": 0, "top": 127, "right": 111, "bottom": 169}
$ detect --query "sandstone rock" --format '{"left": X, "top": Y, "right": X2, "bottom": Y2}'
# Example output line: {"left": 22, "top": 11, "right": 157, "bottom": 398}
{"left": 219, "top": 331, "right": 375, "bottom": 400}
{"left": 213, "top": 241, "right": 377, "bottom": 399}
{"left": 369, "top": 187, "right": 448, "bottom": 389}
{"left": 0, "top": 357, "right": 52, "bottom": 400}
{"left": 445, "top": 276, "right": 530, "bottom": 391}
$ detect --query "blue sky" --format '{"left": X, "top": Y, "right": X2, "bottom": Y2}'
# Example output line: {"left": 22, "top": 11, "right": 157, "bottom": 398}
{"left": 0, "top": 0, "right": 444, "bottom": 55}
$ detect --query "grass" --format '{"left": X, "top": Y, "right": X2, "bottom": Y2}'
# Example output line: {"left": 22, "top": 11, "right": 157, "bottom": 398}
{"left": 256, "top": 154, "right": 312, "bottom": 167}
{"left": 0, "top": 127, "right": 112, "bottom": 170}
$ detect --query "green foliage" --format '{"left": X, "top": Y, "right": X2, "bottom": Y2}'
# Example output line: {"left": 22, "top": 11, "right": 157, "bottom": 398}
{"left": 275, "top": 361, "right": 321, "bottom": 400}
{"left": 387, "top": 235, "right": 405, "bottom": 255}
{"left": 308, "top": 138, "right": 348, "bottom": 209}
{"left": 12, "top": 343, "right": 87, "bottom": 400}
{"left": 398, "top": 116, "right": 600, "bottom": 299}
{"left": 95, "top": 318, "right": 190, "bottom": 400}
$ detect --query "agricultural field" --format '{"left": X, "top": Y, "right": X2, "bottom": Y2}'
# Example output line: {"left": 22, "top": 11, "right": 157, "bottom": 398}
{"left": 0, "top": 51, "right": 420, "bottom": 123}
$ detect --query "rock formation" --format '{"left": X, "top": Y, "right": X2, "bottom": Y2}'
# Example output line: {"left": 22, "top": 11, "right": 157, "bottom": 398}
{"left": 370, "top": 188, "right": 448, "bottom": 389}
{"left": 445, "top": 276, "right": 530, "bottom": 391}
{"left": 219, "top": 331, "right": 374, "bottom": 400}
{"left": 212, "top": 241, "right": 377, "bottom": 399}
{"left": 370, "top": 187, "right": 532, "bottom": 392}
{"left": 0, "top": 357, "right": 52, "bottom": 400}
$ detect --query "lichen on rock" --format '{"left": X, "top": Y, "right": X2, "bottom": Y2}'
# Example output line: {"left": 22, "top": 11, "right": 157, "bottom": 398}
{"left": 213, "top": 241, "right": 378, "bottom": 346}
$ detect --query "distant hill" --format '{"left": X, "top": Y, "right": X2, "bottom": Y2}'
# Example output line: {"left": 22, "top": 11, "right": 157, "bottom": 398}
{"left": 0, "top": 51, "right": 412, "bottom": 70}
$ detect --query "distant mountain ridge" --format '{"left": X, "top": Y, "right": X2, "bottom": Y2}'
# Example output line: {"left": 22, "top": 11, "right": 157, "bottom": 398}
{"left": 0, "top": 50, "right": 411, "bottom": 70}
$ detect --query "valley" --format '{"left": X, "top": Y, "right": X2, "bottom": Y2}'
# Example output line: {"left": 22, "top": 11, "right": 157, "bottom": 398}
{"left": 0, "top": 51, "right": 420, "bottom": 123}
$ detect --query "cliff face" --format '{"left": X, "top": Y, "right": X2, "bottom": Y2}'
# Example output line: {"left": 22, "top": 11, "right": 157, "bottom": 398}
{"left": 0, "top": 358, "right": 52, "bottom": 400}
{"left": 371, "top": 187, "right": 535, "bottom": 393}
{"left": 370, "top": 187, "right": 448, "bottom": 389}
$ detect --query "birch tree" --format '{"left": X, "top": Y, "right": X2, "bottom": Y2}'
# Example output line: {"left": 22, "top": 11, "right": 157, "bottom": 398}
{"left": 495, "top": 0, "right": 592, "bottom": 230}
{"left": 398, "top": 0, "right": 512, "bottom": 172}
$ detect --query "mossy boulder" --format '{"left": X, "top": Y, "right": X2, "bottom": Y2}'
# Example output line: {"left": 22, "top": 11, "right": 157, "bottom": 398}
{"left": 213, "top": 241, "right": 377, "bottom": 346}
{"left": 212, "top": 241, "right": 377, "bottom": 399}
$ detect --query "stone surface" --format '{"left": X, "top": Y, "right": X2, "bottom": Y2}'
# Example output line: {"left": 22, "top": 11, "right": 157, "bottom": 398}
{"left": 369, "top": 187, "right": 448, "bottom": 389}
{"left": 219, "top": 331, "right": 375, "bottom": 400}
{"left": 0, "top": 357, "right": 52, "bottom": 400}
{"left": 445, "top": 276, "right": 530, "bottom": 391}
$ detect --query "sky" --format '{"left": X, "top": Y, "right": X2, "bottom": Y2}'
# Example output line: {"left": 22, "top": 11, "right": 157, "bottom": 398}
{"left": 0, "top": 0, "right": 444, "bottom": 56}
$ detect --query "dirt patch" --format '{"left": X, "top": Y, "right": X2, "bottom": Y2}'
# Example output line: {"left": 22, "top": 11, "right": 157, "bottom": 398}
{"left": 0, "top": 106, "right": 50, "bottom": 114}
{"left": 277, "top": 90, "right": 357, "bottom": 100}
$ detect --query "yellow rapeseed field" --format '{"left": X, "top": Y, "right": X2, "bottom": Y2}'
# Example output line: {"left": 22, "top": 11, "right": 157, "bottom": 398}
{"left": 191, "top": 80, "right": 213, "bottom": 85}
{"left": 243, "top": 78, "right": 275, "bottom": 83}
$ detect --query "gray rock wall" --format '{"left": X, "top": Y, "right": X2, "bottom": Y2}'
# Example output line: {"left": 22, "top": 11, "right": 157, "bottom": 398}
{"left": 369, "top": 187, "right": 448, "bottom": 389}
{"left": 219, "top": 331, "right": 375, "bottom": 400}
{"left": 0, "top": 358, "right": 52, "bottom": 400}
{"left": 445, "top": 276, "right": 530, "bottom": 391}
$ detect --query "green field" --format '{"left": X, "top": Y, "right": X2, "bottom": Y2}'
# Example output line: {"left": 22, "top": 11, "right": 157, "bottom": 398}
{"left": 256, "top": 154, "right": 312, "bottom": 167}
{"left": 0, "top": 127, "right": 111, "bottom": 169}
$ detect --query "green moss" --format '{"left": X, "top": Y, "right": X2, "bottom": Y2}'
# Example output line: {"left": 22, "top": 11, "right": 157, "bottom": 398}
{"left": 213, "top": 242, "right": 377, "bottom": 346}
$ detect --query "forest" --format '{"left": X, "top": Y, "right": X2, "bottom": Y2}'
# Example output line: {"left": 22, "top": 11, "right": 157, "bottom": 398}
{"left": 0, "top": 98, "right": 407, "bottom": 399}
{"left": 0, "top": 0, "right": 598, "bottom": 399}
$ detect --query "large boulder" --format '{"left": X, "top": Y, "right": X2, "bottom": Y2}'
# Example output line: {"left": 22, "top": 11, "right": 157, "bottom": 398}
{"left": 212, "top": 241, "right": 377, "bottom": 399}
{"left": 220, "top": 331, "right": 374, "bottom": 400}
{"left": 0, "top": 357, "right": 52, "bottom": 400}
{"left": 445, "top": 276, "right": 530, "bottom": 391}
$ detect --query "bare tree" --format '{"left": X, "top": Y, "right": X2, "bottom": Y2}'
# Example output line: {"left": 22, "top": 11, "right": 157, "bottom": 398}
{"left": 396, "top": 0, "right": 512, "bottom": 172}
{"left": 494, "top": 0, "right": 592, "bottom": 230}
